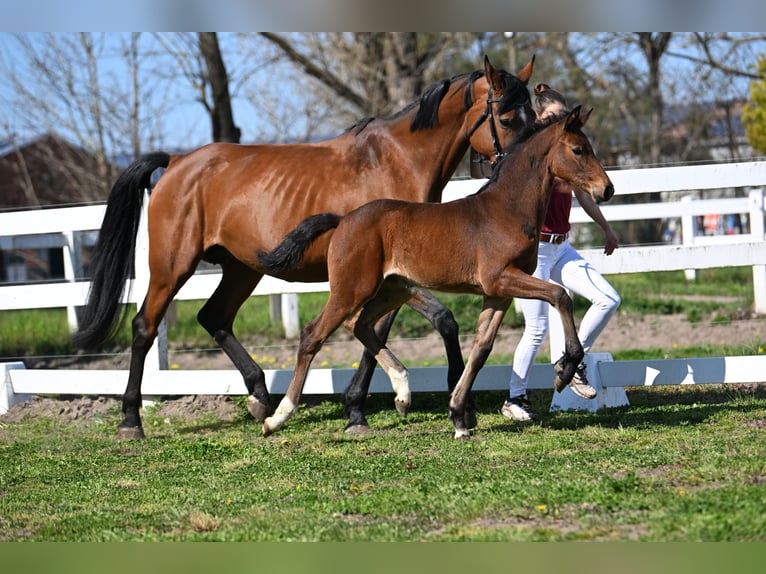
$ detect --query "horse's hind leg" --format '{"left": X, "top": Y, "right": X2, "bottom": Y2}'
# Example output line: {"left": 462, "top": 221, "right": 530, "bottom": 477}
{"left": 121, "top": 274, "right": 190, "bottom": 439}
{"left": 264, "top": 289, "right": 365, "bottom": 436}
{"left": 349, "top": 280, "right": 416, "bottom": 417}
{"left": 196, "top": 258, "right": 271, "bottom": 421}
{"left": 343, "top": 308, "right": 399, "bottom": 433}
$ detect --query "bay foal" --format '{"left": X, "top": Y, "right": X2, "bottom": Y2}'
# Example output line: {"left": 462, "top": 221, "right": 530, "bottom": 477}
{"left": 258, "top": 105, "right": 614, "bottom": 438}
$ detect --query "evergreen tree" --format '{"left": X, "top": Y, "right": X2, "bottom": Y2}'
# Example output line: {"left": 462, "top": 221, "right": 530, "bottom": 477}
{"left": 742, "top": 57, "right": 766, "bottom": 155}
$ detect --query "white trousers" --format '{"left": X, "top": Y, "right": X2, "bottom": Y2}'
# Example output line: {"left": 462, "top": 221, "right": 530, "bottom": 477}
{"left": 509, "top": 240, "right": 621, "bottom": 398}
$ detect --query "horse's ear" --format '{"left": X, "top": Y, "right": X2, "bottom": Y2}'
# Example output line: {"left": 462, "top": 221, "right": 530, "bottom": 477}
{"left": 484, "top": 55, "right": 503, "bottom": 93}
{"left": 564, "top": 105, "right": 584, "bottom": 132}
{"left": 516, "top": 54, "right": 535, "bottom": 85}
{"left": 580, "top": 107, "right": 593, "bottom": 126}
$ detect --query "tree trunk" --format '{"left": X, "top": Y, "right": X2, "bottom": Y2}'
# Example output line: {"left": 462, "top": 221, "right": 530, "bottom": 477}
{"left": 199, "top": 32, "right": 241, "bottom": 143}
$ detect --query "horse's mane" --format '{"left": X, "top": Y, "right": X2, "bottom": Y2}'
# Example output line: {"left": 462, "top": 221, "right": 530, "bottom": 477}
{"left": 345, "top": 70, "right": 488, "bottom": 136}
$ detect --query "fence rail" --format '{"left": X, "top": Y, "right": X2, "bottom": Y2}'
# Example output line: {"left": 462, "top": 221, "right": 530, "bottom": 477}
{"left": 1, "top": 160, "right": 765, "bottom": 416}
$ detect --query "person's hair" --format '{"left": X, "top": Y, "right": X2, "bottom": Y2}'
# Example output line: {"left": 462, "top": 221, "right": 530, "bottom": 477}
{"left": 533, "top": 83, "right": 568, "bottom": 116}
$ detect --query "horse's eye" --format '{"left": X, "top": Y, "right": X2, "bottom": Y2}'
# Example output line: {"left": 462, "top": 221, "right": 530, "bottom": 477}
{"left": 499, "top": 118, "right": 514, "bottom": 129}
{"left": 572, "top": 146, "right": 584, "bottom": 156}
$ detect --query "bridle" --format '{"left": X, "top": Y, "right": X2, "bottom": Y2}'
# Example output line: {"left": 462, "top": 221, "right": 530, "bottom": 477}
{"left": 468, "top": 78, "right": 531, "bottom": 173}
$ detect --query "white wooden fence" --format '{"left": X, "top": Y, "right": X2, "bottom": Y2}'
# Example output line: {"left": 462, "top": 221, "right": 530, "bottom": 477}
{"left": 2, "top": 161, "right": 766, "bottom": 416}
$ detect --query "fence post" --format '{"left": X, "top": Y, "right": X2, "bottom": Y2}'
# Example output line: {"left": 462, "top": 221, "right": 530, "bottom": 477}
{"left": 750, "top": 189, "right": 766, "bottom": 314}
{"left": 281, "top": 293, "right": 300, "bottom": 339}
{"left": 681, "top": 195, "right": 697, "bottom": 281}
{"left": 0, "top": 362, "right": 30, "bottom": 415}
{"left": 62, "top": 230, "right": 79, "bottom": 333}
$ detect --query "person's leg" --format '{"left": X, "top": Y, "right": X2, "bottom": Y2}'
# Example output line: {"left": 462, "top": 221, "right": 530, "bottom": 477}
{"left": 504, "top": 243, "right": 557, "bottom": 420}
{"left": 552, "top": 243, "right": 621, "bottom": 354}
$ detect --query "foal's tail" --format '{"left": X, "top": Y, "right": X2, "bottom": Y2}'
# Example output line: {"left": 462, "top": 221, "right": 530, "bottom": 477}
{"left": 257, "top": 213, "right": 341, "bottom": 275}
{"left": 71, "top": 152, "right": 171, "bottom": 349}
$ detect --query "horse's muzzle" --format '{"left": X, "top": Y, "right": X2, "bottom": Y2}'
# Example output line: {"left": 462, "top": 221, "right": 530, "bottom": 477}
{"left": 602, "top": 183, "right": 615, "bottom": 202}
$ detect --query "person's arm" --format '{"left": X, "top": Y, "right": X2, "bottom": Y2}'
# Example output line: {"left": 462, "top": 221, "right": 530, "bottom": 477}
{"left": 572, "top": 186, "right": 619, "bottom": 255}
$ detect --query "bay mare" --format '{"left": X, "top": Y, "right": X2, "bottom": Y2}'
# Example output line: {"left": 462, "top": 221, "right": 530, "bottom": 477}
{"left": 257, "top": 105, "right": 614, "bottom": 438}
{"left": 72, "top": 56, "right": 535, "bottom": 438}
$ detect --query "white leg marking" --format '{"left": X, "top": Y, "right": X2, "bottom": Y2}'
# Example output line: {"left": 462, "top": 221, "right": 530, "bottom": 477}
{"left": 387, "top": 367, "right": 411, "bottom": 407}
{"left": 264, "top": 397, "right": 297, "bottom": 432}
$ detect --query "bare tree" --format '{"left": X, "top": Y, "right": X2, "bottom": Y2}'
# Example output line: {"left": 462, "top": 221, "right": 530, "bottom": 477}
{"left": 0, "top": 32, "right": 170, "bottom": 206}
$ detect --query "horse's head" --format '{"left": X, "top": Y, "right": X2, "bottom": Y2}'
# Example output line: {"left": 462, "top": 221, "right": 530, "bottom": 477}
{"left": 466, "top": 55, "right": 535, "bottom": 167}
{"left": 549, "top": 105, "right": 614, "bottom": 203}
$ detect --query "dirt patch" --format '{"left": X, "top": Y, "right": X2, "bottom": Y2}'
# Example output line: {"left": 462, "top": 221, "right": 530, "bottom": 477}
{"left": 2, "top": 312, "right": 764, "bottom": 424}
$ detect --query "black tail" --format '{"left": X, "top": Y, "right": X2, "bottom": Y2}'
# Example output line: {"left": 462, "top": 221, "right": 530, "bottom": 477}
{"left": 71, "top": 152, "right": 171, "bottom": 349}
{"left": 257, "top": 213, "right": 341, "bottom": 275}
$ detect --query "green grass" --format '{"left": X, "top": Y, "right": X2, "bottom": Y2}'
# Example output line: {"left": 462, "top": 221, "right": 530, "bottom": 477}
{"left": 1, "top": 385, "right": 765, "bottom": 541}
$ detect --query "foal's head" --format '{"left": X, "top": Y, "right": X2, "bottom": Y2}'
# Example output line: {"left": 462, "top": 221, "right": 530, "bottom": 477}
{"left": 545, "top": 105, "right": 614, "bottom": 203}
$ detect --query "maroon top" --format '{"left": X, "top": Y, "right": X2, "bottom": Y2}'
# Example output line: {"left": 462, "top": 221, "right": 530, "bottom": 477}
{"left": 542, "top": 180, "right": 572, "bottom": 235}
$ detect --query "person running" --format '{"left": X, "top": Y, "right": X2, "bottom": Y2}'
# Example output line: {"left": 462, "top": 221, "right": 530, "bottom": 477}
{"left": 502, "top": 83, "right": 621, "bottom": 422}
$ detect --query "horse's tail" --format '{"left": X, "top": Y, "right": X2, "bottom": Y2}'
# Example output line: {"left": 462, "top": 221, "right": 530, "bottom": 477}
{"left": 257, "top": 213, "right": 341, "bottom": 275}
{"left": 71, "top": 152, "right": 171, "bottom": 349}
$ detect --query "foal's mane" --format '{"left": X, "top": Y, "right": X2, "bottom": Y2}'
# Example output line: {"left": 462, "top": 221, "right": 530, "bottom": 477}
{"left": 487, "top": 110, "right": 570, "bottom": 184}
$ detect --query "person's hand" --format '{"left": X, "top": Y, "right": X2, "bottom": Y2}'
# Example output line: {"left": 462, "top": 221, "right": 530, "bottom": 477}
{"left": 604, "top": 228, "right": 619, "bottom": 255}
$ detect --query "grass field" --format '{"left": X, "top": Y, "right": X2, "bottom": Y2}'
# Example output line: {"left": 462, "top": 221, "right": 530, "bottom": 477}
{"left": 1, "top": 385, "right": 765, "bottom": 541}
{"left": 1, "top": 267, "right": 765, "bottom": 542}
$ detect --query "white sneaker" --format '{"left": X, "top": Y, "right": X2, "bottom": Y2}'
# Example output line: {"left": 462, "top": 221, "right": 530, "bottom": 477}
{"left": 501, "top": 396, "right": 535, "bottom": 421}
{"left": 569, "top": 363, "right": 597, "bottom": 399}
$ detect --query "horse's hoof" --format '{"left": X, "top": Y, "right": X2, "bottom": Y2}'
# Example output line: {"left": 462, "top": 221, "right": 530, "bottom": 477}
{"left": 465, "top": 410, "right": 478, "bottom": 430}
{"left": 248, "top": 395, "right": 270, "bottom": 422}
{"left": 117, "top": 426, "right": 145, "bottom": 440}
{"left": 453, "top": 428, "right": 471, "bottom": 440}
{"left": 553, "top": 373, "right": 568, "bottom": 393}
{"left": 394, "top": 398, "right": 409, "bottom": 417}
{"left": 344, "top": 424, "right": 371, "bottom": 435}
{"left": 262, "top": 419, "right": 275, "bottom": 437}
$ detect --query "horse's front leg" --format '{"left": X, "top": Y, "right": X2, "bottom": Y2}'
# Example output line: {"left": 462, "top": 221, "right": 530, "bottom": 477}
{"left": 494, "top": 269, "right": 584, "bottom": 391}
{"left": 548, "top": 288, "right": 584, "bottom": 392}
{"left": 449, "top": 296, "right": 510, "bottom": 439}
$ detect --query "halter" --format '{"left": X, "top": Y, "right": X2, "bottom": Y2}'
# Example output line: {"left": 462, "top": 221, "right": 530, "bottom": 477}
{"left": 468, "top": 79, "right": 530, "bottom": 173}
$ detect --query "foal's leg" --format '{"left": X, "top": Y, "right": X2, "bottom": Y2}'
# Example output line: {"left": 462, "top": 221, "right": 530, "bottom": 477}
{"left": 197, "top": 258, "right": 271, "bottom": 421}
{"left": 348, "top": 281, "right": 418, "bottom": 418}
{"left": 449, "top": 296, "right": 511, "bottom": 439}
{"left": 343, "top": 309, "right": 399, "bottom": 433}
{"left": 343, "top": 288, "right": 467, "bottom": 432}
{"left": 495, "top": 269, "right": 584, "bottom": 391}
{"left": 263, "top": 277, "right": 381, "bottom": 436}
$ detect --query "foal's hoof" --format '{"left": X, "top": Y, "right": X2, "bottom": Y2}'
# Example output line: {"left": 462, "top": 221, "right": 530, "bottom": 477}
{"left": 553, "top": 373, "right": 568, "bottom": 393}
{"left": 394, "top": 397, "right": 410, "bottom": 417}
{"left": 117, "top": 426, "right": 145, "bottom": 440}
{"left": 247, "top": 395, "right": 271, "bottom": 422}
{"left": 262, "top": 419, "right": 276, "bottom": 437}
{"left": 344, "top": 424, "right": 371, "bottom": 435}
{"left": 453, "top": 428, "right": 471, "bottom": 440}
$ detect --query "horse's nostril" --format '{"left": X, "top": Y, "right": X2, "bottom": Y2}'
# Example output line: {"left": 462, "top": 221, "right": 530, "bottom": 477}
{"left": 603, "top": 183, "right": 614, "bottom": 201}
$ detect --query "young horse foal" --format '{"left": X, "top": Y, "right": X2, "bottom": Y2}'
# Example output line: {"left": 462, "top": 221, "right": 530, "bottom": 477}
{"left": 258, "top": 105, "right": 614, "bottom": 438}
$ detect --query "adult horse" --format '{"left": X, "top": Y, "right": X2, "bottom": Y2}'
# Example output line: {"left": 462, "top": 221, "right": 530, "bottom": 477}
{"left": 257, "top": 105, "right": 614, "bottom": 438}
{"left": 73, "top": 56, "right": 535, "bottom": 439}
